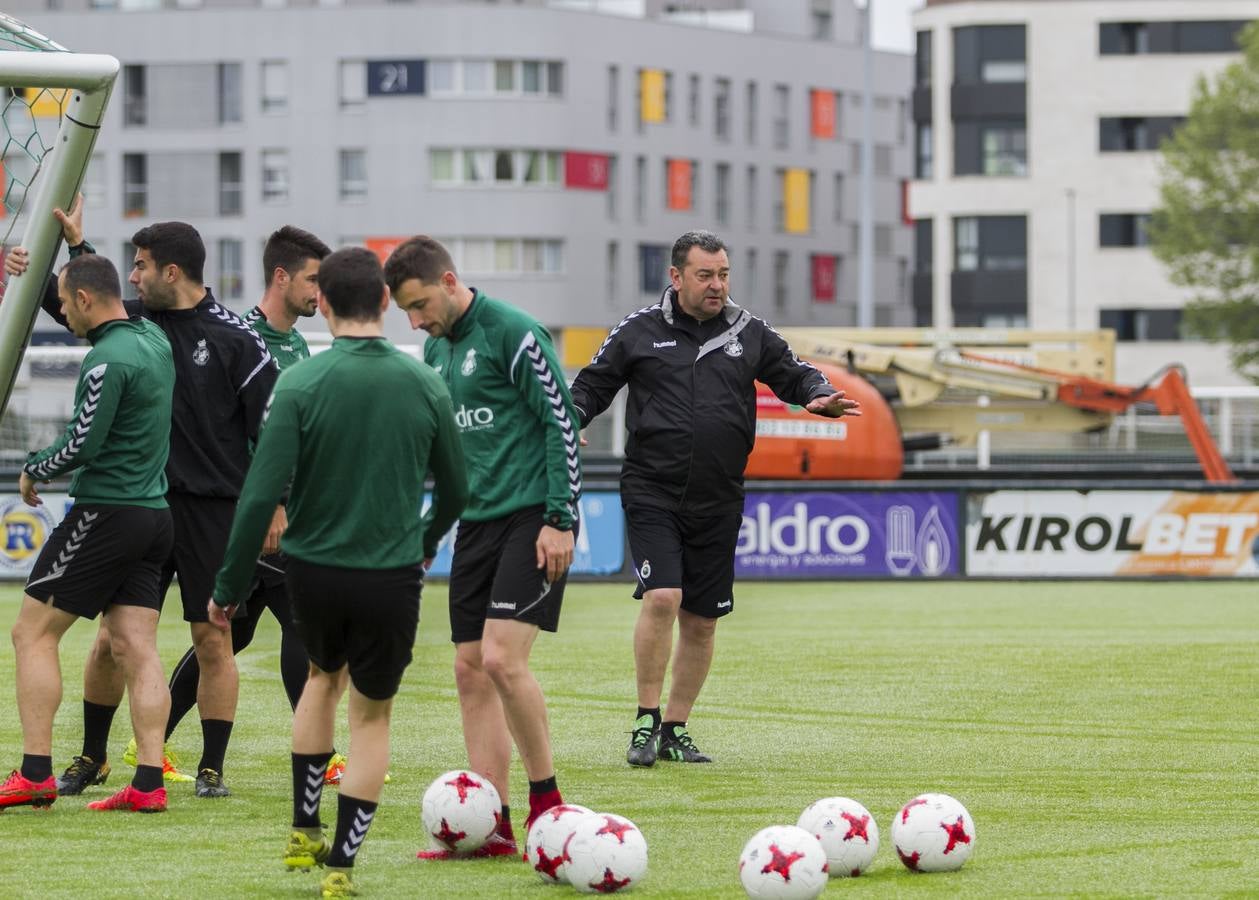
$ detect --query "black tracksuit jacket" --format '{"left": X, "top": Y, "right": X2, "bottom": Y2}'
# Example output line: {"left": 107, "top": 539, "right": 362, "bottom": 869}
{"left": 40, "top": 249, "right": 276, "bottom": 499}
{"left": 569, "top": 287, "right": 833, "bottom": 516}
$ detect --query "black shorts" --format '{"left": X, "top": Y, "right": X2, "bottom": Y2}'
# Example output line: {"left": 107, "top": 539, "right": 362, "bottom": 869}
{"left": 447, "top": 504, "right": 574, "bottom": 644}
{"left": 158, "top": 493, "right": 236, "bottom": 623}
{"left": 624, "top": 503, "right": 742, "bottom": 619}
{"left": 26, "top": 503, "right": 174, "bottom": 620}
{"left": 285, "top": 557, "right": 423, "bottom": 701}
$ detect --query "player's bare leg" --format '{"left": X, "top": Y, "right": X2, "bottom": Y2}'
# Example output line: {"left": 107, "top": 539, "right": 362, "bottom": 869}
{"left": 452, "top": 640, "right": 511, "bottom": 803}
{"left": 633, "top": 588, "right": 682, "bottom": 709}
{"left": 12, "top": 595, "right": 77, "bottom": 757}
{"left": 189, "top": 621, "right": 238, "bottom": 796}
{"left": 663, "top": 610, "right": 717, "bottom": 724}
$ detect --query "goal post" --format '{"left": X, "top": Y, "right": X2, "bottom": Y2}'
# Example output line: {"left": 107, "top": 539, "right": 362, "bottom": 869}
{"left": 0, "top": 13, "right": 118, "bottom": 418}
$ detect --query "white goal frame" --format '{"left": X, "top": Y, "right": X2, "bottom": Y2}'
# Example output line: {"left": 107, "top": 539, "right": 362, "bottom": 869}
{"left": 0, "top": 13, "right": 118, "bottom": 417}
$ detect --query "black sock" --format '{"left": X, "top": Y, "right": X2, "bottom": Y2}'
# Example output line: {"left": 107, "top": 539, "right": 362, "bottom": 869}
{"left": 528, "top": 776, "right": 558, "bottom": 796}
{"left": 501, "top": 804, "right": 510, "bottom": 826}
{"left": 662, "top": 720, "right": 686, "bottom": 737}
{"left": 165, "top": 647, "right": 200, "bottom": 741}
{"left": 292, "top": 751, "right": 333, "bottom": 829}
{"left": 133, "top": 764, "right": 163, "bottom": 793}
{"left": 636, "top": 706, "right": 661, "bottom": 729}
{"left": 82, "top": 700, "right": 118, "bottom": 762}
{"left": 326, "top": 793, "right": 378, "bottom": 869}
{"left": 20, "top": 754, "right": 51, "bottom": 782}
{"left": 198, "top": 719, "right": 233, "bottom": 774}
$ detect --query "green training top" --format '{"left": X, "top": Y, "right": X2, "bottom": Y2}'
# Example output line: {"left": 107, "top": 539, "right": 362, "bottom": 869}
{"left": 212, "top": 336, "right": 468, "bottom": 606}
{"left": 24, "top": 316, "right": 174, "bottom": 508}
{"left": 423, "top": 291, "right": 581, "bottom": 528}
{"left": 243, "top": 305, "right": 309, "bottom": 371}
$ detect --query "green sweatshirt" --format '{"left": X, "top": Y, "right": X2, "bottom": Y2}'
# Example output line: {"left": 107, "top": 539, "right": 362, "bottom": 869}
{"left": 24, "top": 316, "right": 173, "bottom": 508}
{"left": 212, "top": 336, "right": 467, "bottom": 606}
{"left": 243, "top": 306, "right": 309, "bottom": 371}
{"left": 423, "top": 291, "right": 581, "bottom": 529}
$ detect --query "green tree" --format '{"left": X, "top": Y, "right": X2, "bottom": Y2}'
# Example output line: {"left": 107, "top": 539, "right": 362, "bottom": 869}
{"left": 1151, "top": 22, "right": 1259, "bottom": 381}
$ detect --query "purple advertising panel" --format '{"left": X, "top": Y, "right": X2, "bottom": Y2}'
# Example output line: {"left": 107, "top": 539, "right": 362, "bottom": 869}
{"left": 736, "top": 492, "right": 961, "bottom": 578}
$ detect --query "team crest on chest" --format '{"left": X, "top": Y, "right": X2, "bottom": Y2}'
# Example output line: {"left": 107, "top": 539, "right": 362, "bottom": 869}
{"left": 193, "top": 338, "right": 210, "bottom": 366}
{"left": 461, "top": 348, "right": 478, "bottom": 376}
{"left": 723, "top": 336, "right": 743, "bottom": 358}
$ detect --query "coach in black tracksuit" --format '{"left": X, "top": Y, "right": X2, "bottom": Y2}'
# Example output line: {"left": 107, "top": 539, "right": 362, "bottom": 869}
{"left": 569, "top": 229, "right": 861, "bottom": 769}
{"left": 18, "top": 199, "right": 276, "bottom": 800}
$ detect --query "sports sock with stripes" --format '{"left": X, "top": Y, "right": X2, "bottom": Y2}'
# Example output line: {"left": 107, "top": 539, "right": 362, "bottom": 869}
{"left": 292, "top": 752, "right": 333, "bottom": 829}
{"left": 326, "top": 793, "right": 378, "bottom": 869}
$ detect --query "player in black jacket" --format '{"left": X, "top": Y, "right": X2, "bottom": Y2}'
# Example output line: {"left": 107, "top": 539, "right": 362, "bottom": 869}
{"left": 569, "top": 230, "right": 861, "bottom": 768}
{"left": 5, "top": 196, "right": 277, "bottom": 798}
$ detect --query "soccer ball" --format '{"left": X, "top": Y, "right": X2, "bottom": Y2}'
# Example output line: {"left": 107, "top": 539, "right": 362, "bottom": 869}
{"left": 524, "top": 803, "right": 593, "bottom": 884}
{"left": 738, "top": 825, "right": 829, "bottom": 899}
{"left": 419, "top": 770, "right": 501, "bottom": 854}
{"left": 797, "top": 797, "right": 879, "bottom": 877}
{"left": 562, "top": 812, "right": 648, "bottom": 894}
{"left": 891, "top": 793, "right": 976, "bottom": 873}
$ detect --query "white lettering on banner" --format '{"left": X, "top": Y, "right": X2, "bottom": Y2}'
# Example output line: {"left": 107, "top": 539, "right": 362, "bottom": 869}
{"left": 737, "top": 501, "right": 869, "bottom": 556}
{"left": 1143, "top": 513, "right": 1258, "bottom": 556}
{"left": 453, "top": 405, "right": 495, "bottom": 430}
{"left": 755, "top": 419, "right": 848, "bottom": 440}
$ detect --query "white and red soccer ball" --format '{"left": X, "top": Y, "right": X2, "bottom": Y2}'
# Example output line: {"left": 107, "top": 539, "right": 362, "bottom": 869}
{"left": 738, "top": 825, "right": 829, "bottom": 899}
{"left": 561, "top": 811, "right": 648, "bottom": 894}
{"left": 797, "top": 797, "right": 879, "bottom": 877}
{"left": 419, "top": 769, "right": 501, "bottom": 855}
{"left": 891, "top": 793, "right": 976, "bottom": 873}
{"left": 524, "top": 803, "right": 593, "bottom": 884}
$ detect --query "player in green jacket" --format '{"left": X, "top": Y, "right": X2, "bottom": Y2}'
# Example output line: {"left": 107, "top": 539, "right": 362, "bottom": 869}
{"left": 386, "top": 235, "right": 581, "bottom": 857}
{"left": 210, "top": 247, "right": 467, "bottom": 898}
{"left": 2, "top": 255, "right": 177, "bottom": 814}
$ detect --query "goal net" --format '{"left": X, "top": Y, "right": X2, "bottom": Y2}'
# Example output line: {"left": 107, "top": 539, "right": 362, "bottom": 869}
{"left": 0, "top": 13, "right": 118, "bottom": 466}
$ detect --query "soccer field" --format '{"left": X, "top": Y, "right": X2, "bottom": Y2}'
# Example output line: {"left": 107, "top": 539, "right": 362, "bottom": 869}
{"left": 0, "top": 580, "right": 1256, "bottom": 898}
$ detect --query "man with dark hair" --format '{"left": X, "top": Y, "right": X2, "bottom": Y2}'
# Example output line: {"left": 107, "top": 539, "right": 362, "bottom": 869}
{"left": 141, "top": 224, "right": 332, "bottom": 781}
{"left": 385, "top": 235, "right": 582, "bottom": 859}
{"left": 571, "top": 229, "right": 861, "bottom": 768}
{"left": 0, "top": 255, "right": 176, "bottom": 813}
{"left": 210, "top": 246, "right": 467, "bottom": 899}
{"left": 3, "top": 194, "right": 277, "bottom": 799}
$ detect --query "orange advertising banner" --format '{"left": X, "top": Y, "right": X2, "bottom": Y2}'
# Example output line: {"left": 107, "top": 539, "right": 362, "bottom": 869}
{"left": 666, "top": 158, "right": 693, "bottom": 211}
{"left": 810, "top": 89, "right": 836, "bottom": 139}
{"left": 364, "top": 237, "right": 406, "bottom": 264}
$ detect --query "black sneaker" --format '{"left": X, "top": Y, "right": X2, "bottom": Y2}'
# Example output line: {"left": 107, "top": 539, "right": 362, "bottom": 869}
{"left": 626, "top": 715, "right": 660, "bottom": 768}
{"left": 56, "top": 755, "right": 110, "bottom": 795}
{"left": 195, "top": 768, "right": 231, "bottom": 798}
{"left": 658, "top": 724, "right": 712, "bottom": 763}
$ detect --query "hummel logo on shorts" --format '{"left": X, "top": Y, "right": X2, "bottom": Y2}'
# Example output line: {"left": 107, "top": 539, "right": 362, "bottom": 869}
{"left": 490, "top": 601, "right": 517, "bottom": 611}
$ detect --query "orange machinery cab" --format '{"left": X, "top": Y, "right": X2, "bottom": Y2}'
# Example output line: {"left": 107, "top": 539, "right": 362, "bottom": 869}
{"left": 745, "top": 360, "right": 902, "bottom": 480}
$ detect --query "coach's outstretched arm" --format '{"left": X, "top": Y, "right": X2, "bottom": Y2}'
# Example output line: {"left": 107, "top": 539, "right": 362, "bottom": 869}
{"left": 756, "top": 327, "right": 862, "bottom": 419}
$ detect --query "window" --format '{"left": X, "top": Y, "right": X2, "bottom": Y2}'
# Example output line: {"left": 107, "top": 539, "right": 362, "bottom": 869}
{"left": 634, "top": 155, "right": 646, "bottom": 223}
{"left": 521, "top": 239, "right": 563, "bottom": 274}
{"left": 954, "top": 215, "right": 1026, "bottom": 271}
{"left": 262, "top": 148, "right": 289, "bottom": 202}
{"left": 495, "top": 150, "right": 514, "bottom": 183}
{"left": 217, "top": 62, "right": 242, "bottom": 124}
{"left": 875, "top": 225, "right": 892, "bottom": 258}
{"left": 916, "top": 123, "right": 934, "bottom": 178}
{"left": 915, "top": 31, "right": 933, "bottom": 88}
{"left": 714, "top": 77, "right": 731, "bottom": 141}
{"left": 953, "top": 25, "right": 1026, "bottom": 85}
{"left": 496, "top": 59, "right": 516, "bottom": 93}
{"left": 981, "top": 60, "right": 1026, "bottom": 83}
{"left": 83, "top": 153, "right": 106, "bottom": 208}
{"left": 608, "top": 65, "right": 619, "bottom": 131}
{"left": 123, "top": 153, "right": 146, "bottom": 217}
{"left": 429, "top": 60, "right": 455, "bottom": 94}
{"left": 547, "top": 62, "right": 564, "bottom": 97}
{"left": 898, "top": 98, "right": 908, "bottom": 145}
{"left": 606, "top": 155, "right": 618, "bottom": 220}
{"left": 688, "top": 73, "right": 700, "bottom": 126}
{"left": 123, "top": 64, "right": 145, "bottom": 126}
{"left": 339, "top": 149, "right": 367, "bottom": 201}
{"left": 431, "top": 149, "right": 455, "bottom": 184}
{"left": 812, "top": 9, "right": 833, "bottom": 41}
{"left": 1175, "top": 21, "right": 1247, "bottom": 54}
{"left": 121, "top": 242, "right": 136, "bottom": 281}
{"left": 981, "top": 124, "right": 1027, "bottom": 175}
{"left": 1100, "top": 22, "right": 1150, "bottom": 55}
{"left": 463, "top": 60, "right": 491, "bottom": 94}
{"left": 218, "top": 152, "right": 242, "bottom": 216}
{"left": 715, "top": 163, "right": 731, "bottom": 226}
{"left": 340, "top": 60, "right": 366, "bottom": 108}
{"left": 428, "top": 148, "right": 562, "bottom": 187}
{"left": 1100, "top": 20, "right": 1248, "bottom": 55}
{"left": 638, "top": 243, "right": 668, "bottom": 293}
{"left": 915, "top": 219, "right": 933, "bottom": 274}
{"left": 773, "top": 84, "right": 790, "bottom": 149}
{"left": 1099, "top": 308, "right": 1183, "bottom": 341}
{"left": 874, "top": 144, "right": 893, "bottom": 178}
{"left": 261, "top": 60, "right": 289, "bottom": 114}
{"left": 773, "top": 250, "right": 790, "bottom": 312}
{"left": 607, "top": 241, "right": 619, "bottom": 302}
{"left": 746, "top": 165, "right": 758, "bottom": 229}
{"left": 1099, "top": 116, "right": 1184, "bottom": 152}
{"left": 218, "top": 238, "right": 243, "bottom": 302}
{"left": 1099, "top": 213, "right": 1152, "bottom": 247}
{"left": 832, "top": 172, "right": 844, "bottom": 223}
{"left": 746, "top": 81, "right": 757, "bottom": 144}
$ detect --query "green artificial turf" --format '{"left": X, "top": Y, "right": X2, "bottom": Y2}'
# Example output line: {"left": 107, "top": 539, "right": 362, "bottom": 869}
{"left": 0, "top": 581, "right": 1256, "bottom": 898}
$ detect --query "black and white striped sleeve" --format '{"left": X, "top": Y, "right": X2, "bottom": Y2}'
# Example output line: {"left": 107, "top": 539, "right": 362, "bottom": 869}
{"left": 568, "top": 306, "right": 648, "bottom": 428}
{"left": 25, "top": 362, "right": 121, "bottom": 480}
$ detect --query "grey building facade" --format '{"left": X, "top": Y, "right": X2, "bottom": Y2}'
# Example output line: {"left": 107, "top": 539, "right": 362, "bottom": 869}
{"left": 9, "top": 0, "right": 913, "bottom": 348}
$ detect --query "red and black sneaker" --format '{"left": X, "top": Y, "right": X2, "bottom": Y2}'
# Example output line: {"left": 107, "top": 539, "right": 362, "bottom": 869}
{"left": 0, "top": 770, "right": 57, "bottom": 810}
{"left": 86, "top": 784, "right": 167, "bottom": 813}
